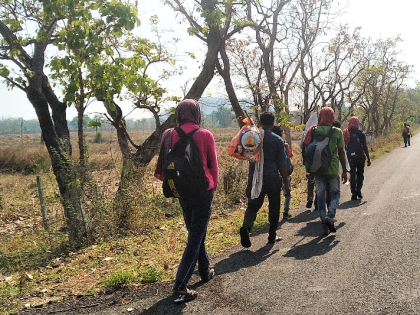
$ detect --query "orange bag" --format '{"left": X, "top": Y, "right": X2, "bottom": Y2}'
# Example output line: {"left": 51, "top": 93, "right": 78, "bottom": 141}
{"left": 228, "top": 118, "right": 262, "bottom": 163}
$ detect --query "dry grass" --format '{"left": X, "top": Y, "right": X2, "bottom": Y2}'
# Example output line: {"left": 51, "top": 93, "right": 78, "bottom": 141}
{"left": 0, "top": 127, "right": 413, "bottom": 314}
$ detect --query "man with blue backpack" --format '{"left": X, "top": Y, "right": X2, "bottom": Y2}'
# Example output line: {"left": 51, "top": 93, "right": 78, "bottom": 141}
{"left": 303, "top": 107, "right": 348, "bottom": 235}
{"left": 343, "top": 116, "right": 371, "bottom": 200}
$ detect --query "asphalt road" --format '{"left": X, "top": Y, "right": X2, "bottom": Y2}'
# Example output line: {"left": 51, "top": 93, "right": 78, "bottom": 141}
{"left": 20, "top": 134, "right": 420, "bottom": 315}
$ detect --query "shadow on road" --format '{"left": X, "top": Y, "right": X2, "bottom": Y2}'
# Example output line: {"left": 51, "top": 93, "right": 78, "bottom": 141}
{"left": 338, "top": 199, "right": 367, "bottom": 210}
{"left": 139, "top": 295, "right": 186, "bottom": 315}
{"left": 283, "top": 220, "right": 342, "bottom": 260}
{"left": 213, "top": 242, "right": 279, "bottom": 277}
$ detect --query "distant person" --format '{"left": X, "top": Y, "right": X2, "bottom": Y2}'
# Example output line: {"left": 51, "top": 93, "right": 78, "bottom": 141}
{"left": 272, "top": 126, "right": 293, "bottom": 219}
{"left": 303, "top": 107, "right": 348, "bottom": 235}
{"left": 407, "top": 123, "right": 412, "bottom": 146}
{"left": 240, "top": 112, "right": 290, "bottom": 247}
{"left": 402, "top": 123, "right": 410, "bottom": 147}
{"left": 154, "top": 99, "right": 219, "bottom": 303}
{"left": 343, "top": 116, "right": 371, "bottom": 200}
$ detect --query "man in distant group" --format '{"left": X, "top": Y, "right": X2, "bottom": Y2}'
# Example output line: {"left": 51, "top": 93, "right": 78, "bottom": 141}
{"left": 343, "top": 116, "right": 371, "bottom": 201}
{"left": 240, "top": 112, "right": 291, "bottom": 247}
{"left": 303, "top": 107, "right": 348, "bottom": 235}
{"left": 402, "top": 123, "right": 410, "bottom": 147}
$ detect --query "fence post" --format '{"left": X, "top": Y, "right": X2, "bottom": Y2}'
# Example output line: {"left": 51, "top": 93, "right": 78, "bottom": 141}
{"left": 36, "top": 176, "right": 49, "bottom": 230}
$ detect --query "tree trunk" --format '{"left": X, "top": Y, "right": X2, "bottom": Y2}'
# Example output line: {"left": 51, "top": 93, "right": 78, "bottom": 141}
{"left": 28, "top": 80, "right": 87, "bottom": 244}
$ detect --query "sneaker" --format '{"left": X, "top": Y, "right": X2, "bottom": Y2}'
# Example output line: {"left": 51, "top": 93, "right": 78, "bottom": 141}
{"left": 268, "top": 235, "right": 282, "bottom": 243}
{"left": 240, "top": 227, "right": 251, "bottom": 248}
{"left": 283, "top": 213, "right": 292, "bottom": 219}
{"left": 321, "top": 222, "right": 330, "bottom": 236}
{"left": 324, "top": 218, "right": 336, "bottom": 233}
{"left": 200, "top": 268, "right": 215, "bottom": 283}
{"left": 351, "top": 194, "right": 357, "bottom": 200}
{"left": 357, "top": 193, "right": 363, "bottom": 199}
{"left": 306, "top": 199, "right": 313, "bottom": 208}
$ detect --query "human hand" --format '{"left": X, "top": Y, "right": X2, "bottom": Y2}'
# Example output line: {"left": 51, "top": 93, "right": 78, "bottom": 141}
{"left": 284, "top": 187, "right": 291, "bottom": 197}
{"left": 341, "top": 172, "right": 348, "bottom": 184}
{"left": 367, "top": 160, "right": 371, "bottom": 166}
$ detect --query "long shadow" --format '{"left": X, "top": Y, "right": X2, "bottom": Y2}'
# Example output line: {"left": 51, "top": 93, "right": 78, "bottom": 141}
{"left": 139, "top": 296, "right": 186, "bottom": 315}
{"left": 284, "top": 233, "right": 340, "bottom": 260}
{"left": 283, "top": 219, "right": 344, "bottom": 260}
{"left": 139, "top": 242, "right": 278, "bottom": 314}
{"left": 338, "top": 199, "right": 367, "bottom": 210}
{"left": 213, "top": 242, "right": 279, "bottom": 276}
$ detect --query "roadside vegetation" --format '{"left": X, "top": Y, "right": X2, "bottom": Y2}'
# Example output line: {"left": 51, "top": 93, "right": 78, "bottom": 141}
{"left": 0, "top": 127, "right": 413, "bottom": 314}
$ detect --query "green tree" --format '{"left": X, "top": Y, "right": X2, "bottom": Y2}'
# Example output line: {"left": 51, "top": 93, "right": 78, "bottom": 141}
{"left": 0, "top": 0, "right": 139, "bottom": 244}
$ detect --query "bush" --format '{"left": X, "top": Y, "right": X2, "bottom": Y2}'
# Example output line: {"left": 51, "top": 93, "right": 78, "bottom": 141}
{"left": 93, "top": 131, "right": 103, "bottom": 143}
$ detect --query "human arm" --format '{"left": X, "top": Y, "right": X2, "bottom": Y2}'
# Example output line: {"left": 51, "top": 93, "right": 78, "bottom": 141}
{"left": 363, "top": 142, "right": 371, "bottom": 166}
{"left": 277, "top": 160, "right": 291, "bottom": 196}
{"left": 206, "top": 132, "right": 219, "bottom": 191}
{"left": 338, "top": 147, "right": 348, "bottom": 184}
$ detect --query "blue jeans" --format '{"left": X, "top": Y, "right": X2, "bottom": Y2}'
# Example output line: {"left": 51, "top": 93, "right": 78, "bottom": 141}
{"left": 174, "top": 189, "right": 213, "bottom": 291}
{"left": 282, "top": 176, "right": 291, "bottom": 213}
{"left": 314, "top": 174, "right": 340, "bottom": 221}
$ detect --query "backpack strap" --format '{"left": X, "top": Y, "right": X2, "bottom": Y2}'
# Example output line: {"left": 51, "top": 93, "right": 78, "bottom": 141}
{"left": 175, "top": 127, "right": 199, "bottom": 138}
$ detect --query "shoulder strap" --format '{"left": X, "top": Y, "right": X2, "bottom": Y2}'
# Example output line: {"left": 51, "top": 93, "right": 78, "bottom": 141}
{"left": 175, "top": 127, "right": 199, "bottom": 138}
{"left": 326, "top": 126, "right": 335, "bottom": 138}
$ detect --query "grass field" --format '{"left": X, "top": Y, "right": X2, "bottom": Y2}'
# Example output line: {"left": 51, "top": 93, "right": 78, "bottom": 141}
{"left": 0, "top": 127, "right": 408, "bottom": 314}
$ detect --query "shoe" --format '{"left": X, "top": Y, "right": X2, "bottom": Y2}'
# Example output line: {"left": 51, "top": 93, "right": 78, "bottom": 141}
{"left": 324, "top": 218, "right": 336, "bottom": 233}
{"left": 306, "top": 199, "right": 313, "bottom": 208}
{"left": 321, "top": 221, "right": 330, "bottom": 235}
{"left": 240, "top": 227, "right": 251, "bottom": 248}
{"left": 357, "top": 193, "right": 363, "bottom": 199}
{"left": 200, "top": 268, "right": 214, "bottom": 283}
{"left": 351, "top": 194, "right": 357, "bottom": 200}
{"left": 174, "top": 289, "right": 198, "bottom": 303}
{"left": 283, "top": 213, "right": 292, "bottom": 219}
{"left": 268, "top": 236, "right": 282, "bottom": 243}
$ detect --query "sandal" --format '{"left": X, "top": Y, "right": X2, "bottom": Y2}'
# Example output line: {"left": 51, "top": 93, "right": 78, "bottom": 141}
{"left": 173, "top": 289, "right": 198, "bottom": 303}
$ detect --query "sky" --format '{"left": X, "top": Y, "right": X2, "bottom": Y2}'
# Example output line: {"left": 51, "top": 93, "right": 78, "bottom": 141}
{"left": 1, "top": 0, "right": 420, "bottom": 120}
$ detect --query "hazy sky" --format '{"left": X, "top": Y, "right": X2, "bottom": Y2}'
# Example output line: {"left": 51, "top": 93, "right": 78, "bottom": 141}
{"left": 1, "top": 0, "right": 420, "bottom": 120}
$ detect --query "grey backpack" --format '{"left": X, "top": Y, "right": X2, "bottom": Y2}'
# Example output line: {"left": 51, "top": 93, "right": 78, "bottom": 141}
{"left": 303, "top": 127, "right": 335, "bottom": 176}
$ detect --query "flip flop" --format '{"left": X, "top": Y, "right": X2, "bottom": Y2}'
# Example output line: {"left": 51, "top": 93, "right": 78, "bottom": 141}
{"left": 174, "top": 289, "right": 198, "bottom": 303}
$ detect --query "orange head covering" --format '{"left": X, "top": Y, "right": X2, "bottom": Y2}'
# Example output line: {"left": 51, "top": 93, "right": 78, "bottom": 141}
{"left": 343, "top": 116, "right": 360, "bottom": 145}
{"left": 303, "top": 107, "right": 335, "bottom": 146}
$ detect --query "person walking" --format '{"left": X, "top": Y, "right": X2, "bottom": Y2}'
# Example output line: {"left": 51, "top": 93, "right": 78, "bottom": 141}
{"left": 343, "top": 116, "right": 371, "bottom": 200}
{"left": 402, "top": 123, "right": 410, "bottom": 147}
{"left": 303, "top": 107, "right": 348, "bottom": 235}
{"left": 240, "top": 112, "right": 291, "bottom": 247}
{"left": 407, "top": 123, "right": 412, "bottom": 146}
{"left": 272, "top": 126, "right": 293, "bottom": 219}
{"left": 154, "top": 99, "right": 219, "bottom": 303}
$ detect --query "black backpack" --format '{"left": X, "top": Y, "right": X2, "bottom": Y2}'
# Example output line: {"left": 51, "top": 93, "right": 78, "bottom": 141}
{"left": 346, "top": 129, "right": 363, "bottom": 165}
{"left": 162, "top": 127, "right": 209, "bottom": 198}
{"left": 303, "top": 127, "right": 335, "bottom": 176}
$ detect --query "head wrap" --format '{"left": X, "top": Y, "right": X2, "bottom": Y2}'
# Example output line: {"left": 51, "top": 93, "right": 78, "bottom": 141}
{"left": 317, "top": 107, "right": 335, "bottom": 126}
{"left": 175, "top": 99, "right": 201, "bottom": 126}
{"left": 347, "top": 116, "right": 360, "bottom": 129}
{"left": 303, "top": 107, "right": 335, "bottom": 146}
{"left": 343, "top": 116, "right": 360, "bottom": 145}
